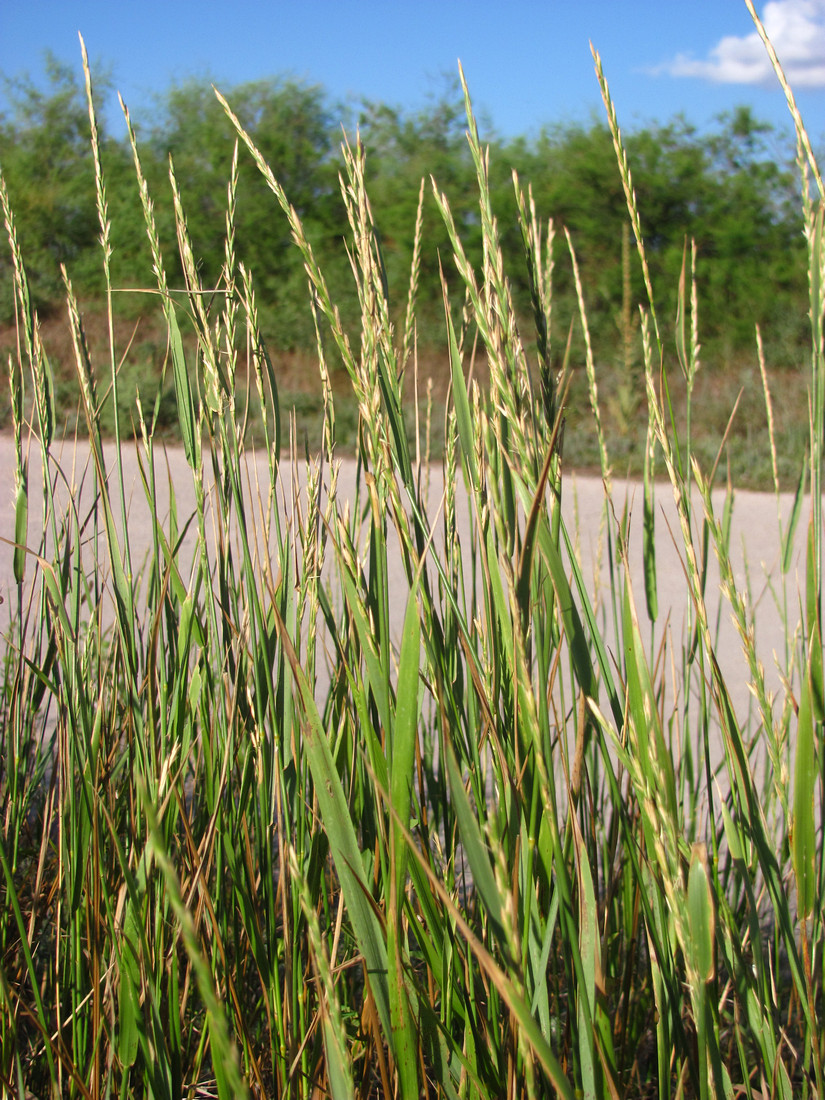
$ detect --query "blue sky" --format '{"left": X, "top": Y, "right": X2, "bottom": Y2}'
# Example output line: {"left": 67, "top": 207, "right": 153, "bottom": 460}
{"left": 1, "top": 1, "right": 824, "bottom": 141}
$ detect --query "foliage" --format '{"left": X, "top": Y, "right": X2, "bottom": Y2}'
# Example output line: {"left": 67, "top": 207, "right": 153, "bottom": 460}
{"left": 141, "top": 74, "right": 348, "bottom": 347}
{"left": 0, "top": 51, "right": 811, "bottom": 366}
{"left": 0, "top": 54, "right": 109, "bottom": 315}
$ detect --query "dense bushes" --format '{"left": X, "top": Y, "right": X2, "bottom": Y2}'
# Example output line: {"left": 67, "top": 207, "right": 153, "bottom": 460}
{"left": 0, "top": 55, "right": 811, "bottom": 365}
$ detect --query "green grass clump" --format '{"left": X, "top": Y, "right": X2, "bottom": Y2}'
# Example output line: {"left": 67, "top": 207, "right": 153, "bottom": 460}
{"left": 1, "top": 7, "right": 823, "bottom": 1097}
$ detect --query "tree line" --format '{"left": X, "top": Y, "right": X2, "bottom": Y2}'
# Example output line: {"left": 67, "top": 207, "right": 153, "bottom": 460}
{"left": 0, "top": 56, "right": 812, "bottom": 369}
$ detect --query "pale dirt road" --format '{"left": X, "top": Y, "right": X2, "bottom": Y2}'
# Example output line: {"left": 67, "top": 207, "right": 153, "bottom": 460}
{"left": 0, "top": 434, "right": 812, "bottom": 768}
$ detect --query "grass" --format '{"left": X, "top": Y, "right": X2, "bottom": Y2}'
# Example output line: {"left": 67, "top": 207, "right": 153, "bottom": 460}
{"left": 0, "top": 5, "right": 823, "bottom": 1096}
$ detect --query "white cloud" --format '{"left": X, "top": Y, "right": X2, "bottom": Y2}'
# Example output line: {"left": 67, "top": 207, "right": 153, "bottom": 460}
{"left": 661, "top": 0, "right": 825, "bottom": 87}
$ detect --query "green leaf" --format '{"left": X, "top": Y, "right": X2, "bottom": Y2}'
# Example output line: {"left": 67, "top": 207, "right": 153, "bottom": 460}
{"left": 402, "top": 816, "right": 576, "bottom": 1100}
{"left": 337, "top": 565, "right": 391, "bottom": 781}
{"left": 388, "top": 579, "right": 422, "bottom": 1100}
{"left": 642, "top": 422, "right": 658, "bottom": 623}
{"left": 540, "top": 521, "right": 597, "bottom": 702}
{"left": 719, "top": 800, "right": 742, "bottom": 863}
{"left": 0, "top": 834, "right": 58, "bottom": 1089}
{"left": 12, "top": 477, "right": 27, "bottom": 586}
{"left": 443, "top": 736, "right": 507, "bottom": 949}
{"left": 322, "top": 1012, "right": 356, "bottom": 1100}
{"left": 622, "top": 574, "right": 676, "bottom": 827}
{"left": 269, "top": 603, "right": 393, "bottom": 1040}
{"left": 167, "top": 304, "right": 199, "bottom": 471}
{"left": 571, "top": 812, "right": 599, "bottom": 1100}
{"left": 805, "top": 519, "right": 823, "bottom": 721}
{"left": 515, "top": 419, "right": 564, "bottom": 630}
{"left": 118, "top": 959, "right": 140, "bottom": 1070}
{"left": 292, "top": 848, "right": 357, "bottom": 1100}
{"left": 391, "top": 577, "right": 422, "bottom": 891}
{"left": 143, "top": 791, "right": 249, "bottom": 1100}
{"left": 793, "top": 645, "right": 817, "bottom": 921}
{"left": 781, "top": 459, "right": 806, "bottom": 575}
{"left": 687, "top": 844, "right": 715, "bottom": 983}
{"left": 387, "top": 920, "right": 419, "bottom": 1100}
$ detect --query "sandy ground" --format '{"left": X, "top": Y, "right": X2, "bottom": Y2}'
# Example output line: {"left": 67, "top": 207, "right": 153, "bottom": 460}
{"left": 0, "top": 433, "right": 812, "bottom": 752}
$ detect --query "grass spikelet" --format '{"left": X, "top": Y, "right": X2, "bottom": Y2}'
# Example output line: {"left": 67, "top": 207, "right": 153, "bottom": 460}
{"left": 0, "top": 170, "right": 55, "bottom": 450}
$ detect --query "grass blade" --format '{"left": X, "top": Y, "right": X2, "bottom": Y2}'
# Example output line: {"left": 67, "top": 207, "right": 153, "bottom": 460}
{"left": 269, "top": 600, "right": 393, "bottom": 1041}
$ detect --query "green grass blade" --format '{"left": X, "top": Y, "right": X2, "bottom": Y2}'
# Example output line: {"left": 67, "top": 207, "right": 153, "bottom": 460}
{"left": 290, "top": 848, "right": 356, "bottom": 1100}
{"left": 793, "top": 644, "right": 817, "bottom": 922}
{"left": 806, "top": 518, "right": 824, "bottom": 721}
{"left": 442, "top": 735, "right": 508, "bottom": 950}
{"left": 168, "top": 304, "right": 199, "bottom": 472}
{"left": 269, "top": 601, "right": 393, "bottom": 1040}
{"left": 143, "top": 791, "right": 249, "bottom": 1100}
{"left": 571, "top": 811, "right": 600, "bottom": 1100}
{"left": 687, "top": 845, "right": 715, "bottom": 984}
{"left": 0, "top": 835, "right": 58, "bottom": 1090}
{"left": 782, "top": 459, "right": 806, "bottom": 575}
{"left": 401, "top": 812, "right": 576, "bottom": 1099}
{"left": 643, "top": 413, "right": 658, "bottom": 623}
{"left": 391, "top": 576, "right": 422, "bottom": 892}
{"left": 388, "top": 578, "right": 423, "bottom": 1100}
{"left": 12, "top": 477, "right": 27, "bottom": 587}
